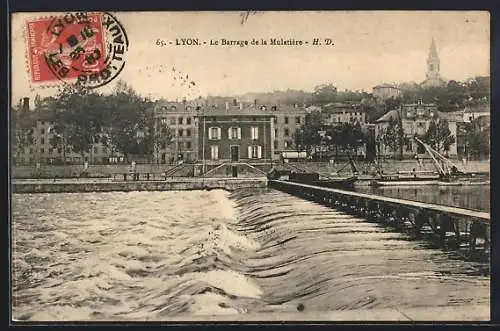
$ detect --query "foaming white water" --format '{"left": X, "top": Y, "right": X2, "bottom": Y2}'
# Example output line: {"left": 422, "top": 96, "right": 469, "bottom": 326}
{"left": 12, "top": 188, "right": 489, "bottom": 321}
{"left": 12, "top": 190, "right": 263, "bottom": 321}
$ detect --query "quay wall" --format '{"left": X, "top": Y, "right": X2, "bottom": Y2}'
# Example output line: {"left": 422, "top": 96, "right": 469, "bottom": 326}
{"left": 12, "top": 178, "right": 268, "bottom": 194}
{"left": 12, "top": 160, "right": 490, "bottom": 179}
{"left": 12, "top": 164, "right": 173, "bottom": 179}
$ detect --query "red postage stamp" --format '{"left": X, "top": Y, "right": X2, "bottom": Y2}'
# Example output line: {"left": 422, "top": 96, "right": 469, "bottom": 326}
{"left": 25, "top": 12, "right": 128, "bottom": 88}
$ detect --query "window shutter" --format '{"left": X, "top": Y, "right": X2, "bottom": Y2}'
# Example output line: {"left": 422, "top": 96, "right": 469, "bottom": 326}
{"left": 217, "top": 128, "right": 221, "bottom": 140}
{"left": 215, "top": 146, "right": 218, "bottom": 159}
{"left": 237, "top": 127, "right": 241, "bottom": 139}
{"left": 248, "top": 146, "right": 253, "bottom": 159}
{"left": 228, "top": 127, "right": 232, "bottom": 140}
{"left": 255, "top": 127, "right": 259, "bottom": 139}
{"left": 257, "top": 146, "right": 262, "bottom": 159}
{"left": 208, "top": 127, "right": 213, "bottom": 140}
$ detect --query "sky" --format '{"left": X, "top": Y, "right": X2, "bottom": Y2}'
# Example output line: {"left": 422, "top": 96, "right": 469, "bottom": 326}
{"left": 11, "top": 11, "right": 490, "bottom": 106}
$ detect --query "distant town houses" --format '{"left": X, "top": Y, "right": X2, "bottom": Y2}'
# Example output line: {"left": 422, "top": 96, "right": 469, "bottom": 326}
{"left": 374, "top": 99, "right": 465, "bottom": 158}
{"left": 11, "top": 37, "right": 490, "bottom": 165}
{"left": 321, "top": 102, "right": 366, "bottom": 125}
{"left": 152, "top": 100, "right": 200, "bottom": 164}
{"left": 12, "top": 99, "right": 124, "bottom": 166}
{"left": 463, "top": 103, "right": 490, "bottom": 123}
{"left": 372, "top": 83, "right": 402, "bottom": 101}
{"left": 271, "top": 105, "right": 307, "bottom": 159}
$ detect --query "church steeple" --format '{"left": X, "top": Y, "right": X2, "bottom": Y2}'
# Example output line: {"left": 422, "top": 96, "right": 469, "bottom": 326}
{"left": 421, "top": 38, "right": 445, "bottom": 87}
{"left": 426, "top": 38, "right": 440, "bottom": 79}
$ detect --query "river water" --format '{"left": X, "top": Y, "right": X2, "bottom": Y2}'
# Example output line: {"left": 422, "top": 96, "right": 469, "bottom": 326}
{"left": 352, "top": 185, "right": 490, "bottom": 212}
{"left": 12, "top": 188, "right": 490, "bottom": 321}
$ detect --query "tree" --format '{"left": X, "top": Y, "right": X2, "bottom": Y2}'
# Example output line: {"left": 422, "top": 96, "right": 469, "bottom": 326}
{"left": 11, "top": 103, "right": 36, "bottom": 165}
{"left": 311, "top": 84, "right": 338, "bottom": 105}
{"left": 380, "top": 116, "right": 405, "bottom": 159}
{"left": 294, "top": 124, "right": 322, "bottom": 154}
{"left": 422, "top": 119, "right": 455, "bottom": 154}
{"left": 465, "top": 120, "right": 490, "bottom": 160}
{"left": 468, "top": 129, "right": 490, "bottom": 160}
{"left": 47, "top": 81, "right": 154, "bottom": 163}
{"left": 106, "top": 80, "right": 155, "bottom": 161}
{"left": 50, "top": 85, "right": 109, "bottom": 161}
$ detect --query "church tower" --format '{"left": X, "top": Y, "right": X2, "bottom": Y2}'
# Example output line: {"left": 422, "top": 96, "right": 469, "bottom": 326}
{"left": 421, "top": 38, "right": 446, "bottom": 88}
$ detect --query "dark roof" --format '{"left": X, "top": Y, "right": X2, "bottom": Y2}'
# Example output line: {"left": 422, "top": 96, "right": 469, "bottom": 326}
{"left": 197, "top": 107, "right": 276, "bottom": 117}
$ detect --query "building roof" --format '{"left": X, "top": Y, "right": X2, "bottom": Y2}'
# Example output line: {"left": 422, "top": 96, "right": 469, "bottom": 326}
{"left": 373, "top": 83, "right": 400, "bottom": 90}
{"left": 197, "top": 107, "right": 276, "bottom": 117}
{"left": 375, "top": 110, "right": 400, "bottom": 123}
{"left": 322, "top": 102, "right": 361, "bottom": 113}
{"left": 402, "top": 101, "right": 437, "bottom": 107}
{"left": 464, "top": 103, "right": 490, "bottom": 113}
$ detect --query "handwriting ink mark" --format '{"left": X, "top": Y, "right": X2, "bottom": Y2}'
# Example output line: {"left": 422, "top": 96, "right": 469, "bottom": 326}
{"left": 240, "top": 11, "right": 258, "bottom": 25}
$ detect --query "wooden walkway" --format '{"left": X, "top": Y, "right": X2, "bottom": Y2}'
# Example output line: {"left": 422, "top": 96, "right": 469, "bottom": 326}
{"left": 270, "top": 180, "right": 490, "bottom": 222}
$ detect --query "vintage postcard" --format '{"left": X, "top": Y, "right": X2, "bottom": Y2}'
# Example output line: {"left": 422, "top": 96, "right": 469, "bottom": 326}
{"left": 10, "top": 11, "right": 490, "bottom": 322}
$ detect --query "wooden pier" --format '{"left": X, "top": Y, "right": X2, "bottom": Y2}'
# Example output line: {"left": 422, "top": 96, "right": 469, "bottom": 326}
{"left": 269, "top": 180, "right": 490, "bottom": 261}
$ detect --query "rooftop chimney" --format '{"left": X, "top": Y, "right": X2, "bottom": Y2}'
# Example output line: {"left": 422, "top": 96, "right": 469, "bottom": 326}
{"left": 232, "top": 99, "right": 237, "bottom": 106}
{"left": 254, "top": 99, "right": 257, "bottom": 106}
{"left": 22, "top": 97, "right": 30, "bottom": 112}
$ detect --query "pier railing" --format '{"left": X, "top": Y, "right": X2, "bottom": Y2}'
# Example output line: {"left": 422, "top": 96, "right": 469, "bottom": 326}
{"left": 269, "top": 180, "right": 490, "bottom": 261}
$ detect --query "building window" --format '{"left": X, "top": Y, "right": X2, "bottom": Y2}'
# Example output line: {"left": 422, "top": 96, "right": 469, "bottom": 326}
{"left": 40, "top": 148, "right": 44, "bottom": 153}
{"left": 296, "top": 117, "right": 301, "bottom": 124}
{"left": 161, "top": 142, "right": 166, "bottom": 149}
{"left": 228, "top": 127, "right": 241, "bottom": 140}
{"left": 170, "top": 118, "right": 176, "bottom": 125}
{"left": 284, "top": 128, "right": 289, "bottom": 136}
{"left": 41, "top": 128, "right": 45, "bottom": 134}
{"left": 161, "top": 118, "right": 167, "bottom": 124}
{"left": 251, "top": 126, "right": 259, "bottom": 140}
{"left": 252, "top": 117, "right": 257, "bottom": 121}
{"left": 186, "top": 141, "right": 192, "bottom": 149}
{"left": 49, "top": 148, "right": 53, "bottom": 154}
{"left": 208, "top": 127, "right": 221, "bottom": 140}
{"left": 210, "top": 145, "right": 219, "bottom": 160}
{"left": 273, "top": 117, "right": 277, "bottom": 124}
{"left": 57, "top": 148, "right": 62, "bottom": 154}
{"left": 284, "top": 141, "right": 289, "bottom": 148}
{"left": 284, "top": 117, "right": 289, "bottom": 124}
{"left": 274, "top": 129, "right": 278, "bottom": 137}
{"left": 94, "top": 147, "right": 98, "bottom": 154}
{"left": 274, "top": 140, "right": 278, "bottom": 149}
{"left": 186, "top": 129, "right": 191, "bottom": 137}
{"left": 41, "top": 137, "right": 45, "bottom": 144}
{"left": 178, "top": 129, "right": 183, "bottom": 137}
{"left": 187, "top": 117, "right": 192, "bottom": 125}
{"left": 248, "top": 145, "right": 262, "bottom": 159}
{"left": 179, "top": 117, "right": 183, "bottom": 125}
{"left": 41, "top": 121, "right": 45, "bottom": 125}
